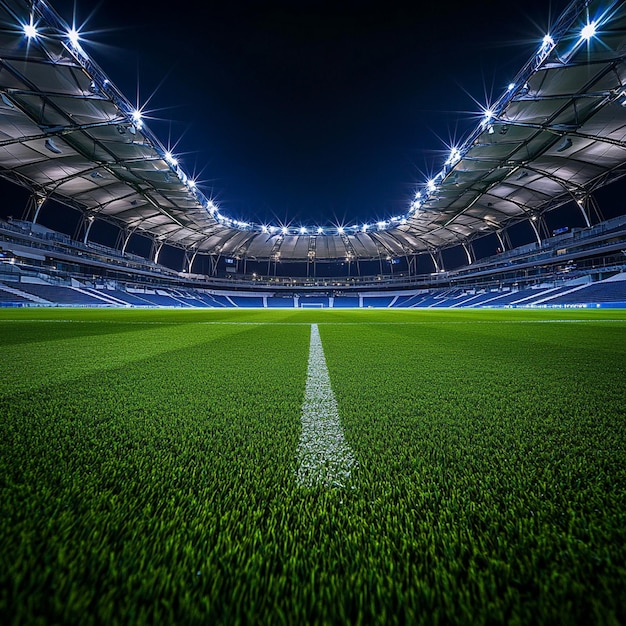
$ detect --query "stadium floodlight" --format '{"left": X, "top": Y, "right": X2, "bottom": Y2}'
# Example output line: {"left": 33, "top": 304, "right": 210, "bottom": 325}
{"left": 23, "top": 21, "right": 38, "bottom": 39}
{"left": 299, "top": 226, "right": 307, "bottom": 234}
{"left": 337, "top": 226, "right": 344, "bottom": 234}
{"left": 281, "top": 226, "right": 288, "bottom": 234}
{"left": 165, "top": 151, "right": 177, "bottom": 166}
{"left": 542, "top": 34, "right": 554, "bottom": 50}
{"left": 446, "top": 147, "right": 461, "bottom": 166}
{"left": 317, "top": 227, "right": 324, "bottom": 234}
{"left": 188, "top": 179, "right": 196, "bottom": 189}
{"left": 581, "top": 21, "right": 597, "bottom": 40}
{"left": 482, "top": 108, "right": 495, "bottom": 134}
{"left": 508, "top": 82, "right": 515, "bottom": 91}
{"left": 68, "top": 28, "right": 80, "bottom": 47}
{"left": 377, "top": 221, "right": 387, "bottom": 229}
{"left": 362, "top": 224, "right": 369, "bottom": 232}
{"left": 131, "top": 109, "right": 143, "bottom": 129}
{"left": 427, "top": 179, "right": 437, "bottom": 193}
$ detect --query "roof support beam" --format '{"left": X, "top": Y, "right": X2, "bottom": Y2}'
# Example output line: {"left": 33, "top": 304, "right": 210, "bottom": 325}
{"left": 495, "top": 230, "right": 508, "bottom": 253}
{"left": 498, "top": 119, "right": 626, "bottom": 150}
{"left": 22, "top": 191, "right": 47, "bottom": 223}
{"left": 462, "top": 242, "right": 475, "bottom": 265}
{"left": 0, "top": 117, "right": 127, "bottom": 148}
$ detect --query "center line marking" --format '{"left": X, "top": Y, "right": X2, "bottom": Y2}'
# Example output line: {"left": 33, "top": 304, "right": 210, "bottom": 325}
{"left": 296, "top": 324, "right": 357, "bottom": 489}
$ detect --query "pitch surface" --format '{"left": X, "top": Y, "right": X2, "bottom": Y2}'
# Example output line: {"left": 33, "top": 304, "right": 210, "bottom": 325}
{"left": 1, "top": 308, "right": 625, "bottom": 624}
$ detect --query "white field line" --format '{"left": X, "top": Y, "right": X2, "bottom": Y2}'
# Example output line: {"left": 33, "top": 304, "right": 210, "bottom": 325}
{"left": 296, "top": 324, "right": 357, "bottom": 489}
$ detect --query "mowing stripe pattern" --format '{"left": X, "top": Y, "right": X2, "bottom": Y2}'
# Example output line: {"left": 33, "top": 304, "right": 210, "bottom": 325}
{"left": 296, "top": 324, "right": 357, "bottom": 488}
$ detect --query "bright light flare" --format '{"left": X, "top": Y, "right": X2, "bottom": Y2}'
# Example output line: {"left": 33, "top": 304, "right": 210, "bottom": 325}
{"left": 23, "top": 21, "right": 38, "bottom": 39}
{"left": 446, "top": 147, "right": 461, "bottom": 166}
{"left": 131, "top": 109, "right": 143, "bottom": 128}
{"left": 581, "top": 21, "right": 597, "bottom": 40}
{"left": 68, "top": 28, "right": 80, "bottom": 47}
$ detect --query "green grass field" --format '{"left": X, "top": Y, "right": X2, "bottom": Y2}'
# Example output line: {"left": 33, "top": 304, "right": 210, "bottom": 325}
{"left": 1, "top": 308, "right": 625, "bottom": 625}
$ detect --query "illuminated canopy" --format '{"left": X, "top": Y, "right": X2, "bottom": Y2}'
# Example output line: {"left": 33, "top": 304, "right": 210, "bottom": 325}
{"left": 0, "top": 0, "right": 626, "bottom": 262}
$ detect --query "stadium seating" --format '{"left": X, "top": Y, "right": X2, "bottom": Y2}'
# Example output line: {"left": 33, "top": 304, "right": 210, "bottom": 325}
{"left": 229, "top": 296, "right": 264, "bottom": 308}
{"left": 545, "top": 279, "right": 626, "bottom": 305}
{"left": 167, "top": 291, "right": 213, "bottom": 308}
{"left": 332, "top": 296, "right": 360, "bottom": 308}
{"left": 0, "top": 284, "right": 31, "bottom": 304}
{"left": 15, "top": 283, "right": 107, "bottom": 306}
{"left": 126, "top": 291, "right": 189, "bottom": 307}
{"left": 2, "top": 272, "right": 626, "bottom": 309}
{"left": 450, "top": 291, "right": 502, "bottom": 308}
{"left": 361, "top": 295, "right": 395, "bottom": 308}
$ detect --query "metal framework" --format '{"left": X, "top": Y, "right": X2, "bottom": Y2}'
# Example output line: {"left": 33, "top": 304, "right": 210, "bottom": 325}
{"left": 1, "top": 0, "right": 626, "bottom": 270}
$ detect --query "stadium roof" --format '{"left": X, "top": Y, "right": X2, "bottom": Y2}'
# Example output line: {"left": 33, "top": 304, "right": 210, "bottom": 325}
{"left": 1, "top": 0, "right": 626, "bottom": 262}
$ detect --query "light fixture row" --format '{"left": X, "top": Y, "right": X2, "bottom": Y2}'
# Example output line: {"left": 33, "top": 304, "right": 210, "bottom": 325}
{"left": 19, "top": 6, "right": 604, "bottom": 238}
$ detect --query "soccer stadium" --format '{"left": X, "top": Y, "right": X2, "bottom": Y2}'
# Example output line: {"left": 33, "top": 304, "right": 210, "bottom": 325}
{"left": 1, "top": 0, "right": 625, "bottom": 623}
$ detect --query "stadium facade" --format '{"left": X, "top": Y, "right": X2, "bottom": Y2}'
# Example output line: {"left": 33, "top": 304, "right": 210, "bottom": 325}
{"left": 0, "top": 0, "right": 626, "bottom": 307}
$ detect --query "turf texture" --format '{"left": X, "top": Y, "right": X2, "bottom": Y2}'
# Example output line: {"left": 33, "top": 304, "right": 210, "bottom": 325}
{"left": 1, "top": 308, "right": 625, "bottom": 625}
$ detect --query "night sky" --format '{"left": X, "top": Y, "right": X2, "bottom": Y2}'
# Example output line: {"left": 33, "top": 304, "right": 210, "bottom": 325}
{"left": 41, "top": 0, "right": 567, "bottom": 229}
